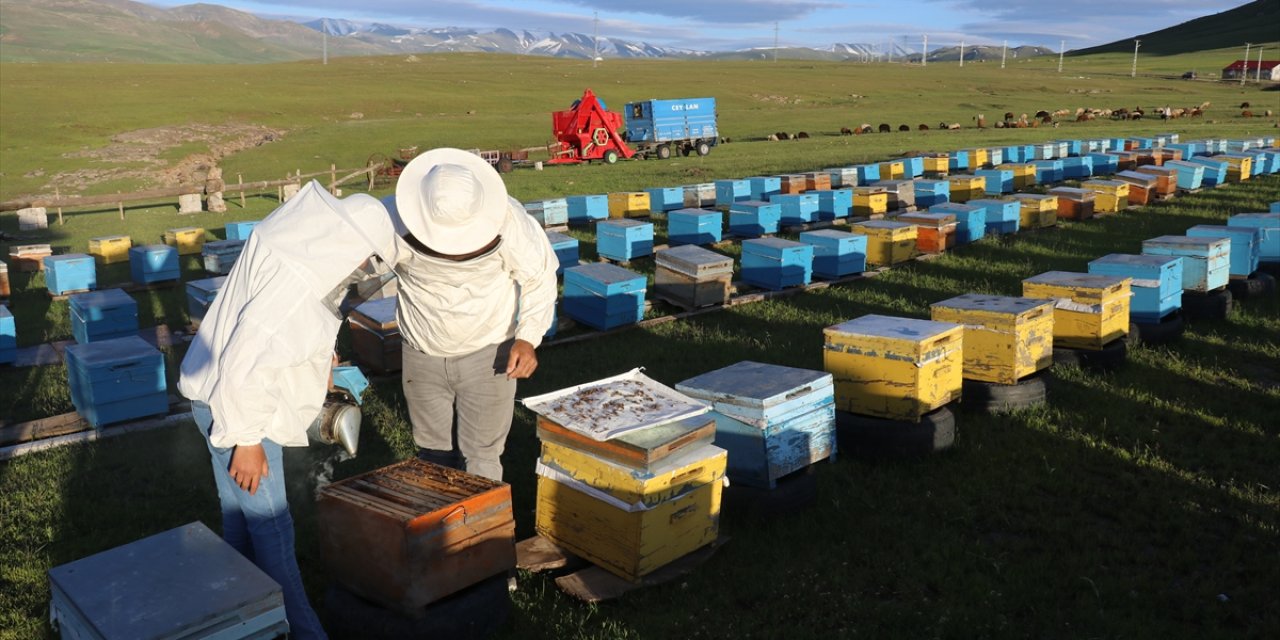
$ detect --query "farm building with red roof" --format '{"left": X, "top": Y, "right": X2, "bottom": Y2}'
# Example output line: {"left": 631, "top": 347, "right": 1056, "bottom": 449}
{"left": 1222, "top": 59, "right": 1280, "bottom": 80}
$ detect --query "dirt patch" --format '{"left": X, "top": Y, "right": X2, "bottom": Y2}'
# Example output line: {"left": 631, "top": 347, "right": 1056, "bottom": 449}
{"left": 51, "top": 123, "right": 285, "bottom": 193}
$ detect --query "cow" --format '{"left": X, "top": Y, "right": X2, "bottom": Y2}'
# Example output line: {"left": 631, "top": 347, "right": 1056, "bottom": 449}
{"left": 898, "top": 124, "right": 910, "bottom": 131}
{"left": 878, "top": 123, "right": 891, "bottom": 133}
{"left": 796, "top": 131, "right": 810, "bottom": 139}
{"left": 840, "top": 127, "right": 854, "bottom": 136}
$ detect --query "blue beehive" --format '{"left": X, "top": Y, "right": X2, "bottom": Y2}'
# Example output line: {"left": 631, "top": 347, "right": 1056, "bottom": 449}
{"left": 561, "top": 263, "right": 646, "bottom": 330}
{"left": 746, "top": 176, "right": 782, "bottom": 200}
{"left": 714, "top": 179, "right": 751, "bottom": 207}
{"left": 0, "top": 305, "right": 14, "bottom": 365}
{"left": 729, "top": 200, "right": 781, "bottom": 238}
{"left": 947, "top": 151, "right": 970, "bottom": 171}
{"left": 855, "top": 164, "right": 881, "bottom": 186}
{"left": 69, "top": 288, "right": 138, "bottom": 345}
{"left": 596, "top": 219, "right": 654, "bottom": 262}
{"left": 1226, "top": 139, "right": 1256, "bottom": 153}
{"left": 1187, "top": 225, "right": 1259, "bottom": 277}
{"left": 968, "top": 198, "right": 1020, "bottom": 235}
{"left": 1184, "top": 157, "right": 1229, "bottom": 187}
{"left": 1163, "top": 160, "right": 1204, "bottom": 190}
{"left": 987, "top": 148, "right": 1005, "bottom": 166}
{"left": 566, "top": 195, "right": 608, "bottom": 223}
{"left": 676, "top": 361, "right": 835, "bottom": 489}
{"left": 741, "top": 238, "right": 813, "bottom": 290}
{"left": 201, "top": 239, "right": 245, "bottom": 275}
{"left": 904, "top": 156, "right": 925, "bottom": 178}
{"left": 1086, "top": 153, "right": 1118, "bottom": 175}
{"left": 544, "top": 230, "right": 580, "bottom": 275}
{"left": 799, "top": 229, "right": 866, "bottom": 279}
{"left": 526, "top": 198, "right": 569, "bottom": 227}
{"left": 772, "top": 193, "right": 820, "bottom": 226}
{"left": 668, "top": 208, "right": 722, "bottom": 246}
{"left": 1105, "top": 138, "right": 1127, "bottom": 153}
{"left": 816, "top": 189, "right": 852, "bottom": 221}
{"left": 646, "top": 187, "right": 684, "bottom": 213}
{"left": 1272, "top": 203, "right": 1280, "bottom": 213}
{"left": 1058, "top": 139, "right": 1083, "bottom": 157}
{"left": 930, "top": 203, "right": 986, "bottom": 244}
{"left": 914, "top": 179, "right": 950, "bottom": 207}
{"left": 44, "top": 254, "right": 97, "bottom": 295}
{"left": 1166, "top": 142, "right": 1200, "bottom": 159}
{"left": 128, "top": 244, "right": 179, "bottom": 285}
{"left": 224, "top": 220, "right": 260, "bottom": 241}
{"left": 1062, "top": 156, "right": 1094, "bottom": 179}
{"left": 1008, "top": 145, "right": 1034, "bottom": 163}
{"left": 186, "top": 276, "right": 226, "bottom": 326}
{"left": 1088, "top": 254, "right": 1182, "bottom": 323}
{"left": 1032, "top": 160, "right": 1064, "bottom": 184}
{"left": 1130, "top": 137, "right": 1156, "bottom": 150}
{"left": 1142, "top": 236, "right": 1230, "bottom": 293}
{"left": 973, "top": 169, "right": 1013, "bottom": 194}
{"left": 64, "top": 335, "right": 168, "bottom": 427}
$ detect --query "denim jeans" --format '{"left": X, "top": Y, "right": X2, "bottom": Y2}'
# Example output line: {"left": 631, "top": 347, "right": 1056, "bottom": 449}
{"left": 192, "top": 401, "right": 327, "bottom": 640}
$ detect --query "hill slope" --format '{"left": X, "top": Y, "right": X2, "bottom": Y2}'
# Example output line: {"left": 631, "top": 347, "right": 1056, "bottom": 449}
{"left": 1072, "top": 0, "right": 1280, "bottom": 56}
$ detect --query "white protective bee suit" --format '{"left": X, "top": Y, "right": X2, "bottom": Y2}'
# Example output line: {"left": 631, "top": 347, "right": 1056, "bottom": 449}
{"left": 178, "top": 182, "right": 400, "bottom": 448}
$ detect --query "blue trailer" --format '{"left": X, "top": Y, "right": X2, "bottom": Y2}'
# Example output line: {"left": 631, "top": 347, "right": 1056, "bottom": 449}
{"left": 623, "top": 97, "right": 719, "bottom": 160}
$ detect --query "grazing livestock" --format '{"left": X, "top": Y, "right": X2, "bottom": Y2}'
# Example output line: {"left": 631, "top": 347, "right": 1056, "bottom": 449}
{"left": 1041, "top": 115, "right": 1053, "bottom": 124}
{"left": 775, "top": 131, "right": 791, "bottom": 140}
{"left": 859, "top": 123, "right": 873, "bottom": 134}
{"left": 976, "top": 114, "right": 986, "bottom": 128}
{"left": 918, "top": 124, "right": 930, "bottom": 130}
{"left": 796, "top": 131, "right": 810, "bottom": 139}
{"left": 1035, "top": 110, "right": 1050, "bottom": 119}
{"left": 947, "top": 123, "right": 961, "bottom": 130}
{"left": 898, "top": 124, "right": 910, "bottom": 131}
{"left": 840, "top": 127, "right": 854, "bottom": 136}
{"left": 993, "top": 121, "right": 1005, "bottom": 128}
{"left": 1242, "top": 110, "right": 1254, "bottom": 118}
{"left": 766, "top": 134, "right": 779, "bottom": 141}
{"left": 1004, "top": 111, "right": 1016, "bottom": 122}
{"left": 1240, "top": 101, "right": 1250, "bottom": 109}
{"left": 878, "top": 123, "right": 891, "bottom": 133}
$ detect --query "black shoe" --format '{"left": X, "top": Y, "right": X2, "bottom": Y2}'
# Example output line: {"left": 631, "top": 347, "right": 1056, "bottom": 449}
{"left": 415, "top": 447, "right": 462, "bottom": 469}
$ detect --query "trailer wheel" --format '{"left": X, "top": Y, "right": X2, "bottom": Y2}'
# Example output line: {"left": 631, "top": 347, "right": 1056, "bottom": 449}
{"left": 656, "top": 144, "right": 672, "bottom": 160}
{"left": 680, "top": 145, "right": 693, "bottom": 157}
{"left": 696, "top": 141, "right": 712, "bottom": 156}
{"left": 496, "top": 156, "right": 514, "bottom": 174}
{"left": 603, "top": 149, "right": 619, "bottom": 165}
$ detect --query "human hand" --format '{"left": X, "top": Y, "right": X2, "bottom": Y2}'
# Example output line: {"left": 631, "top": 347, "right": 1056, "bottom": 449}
{"left": 505, "top": 339, "right": 538, "bottom": 379}
{"left": 229, "top": 444, "right": 269, "bottom": 495}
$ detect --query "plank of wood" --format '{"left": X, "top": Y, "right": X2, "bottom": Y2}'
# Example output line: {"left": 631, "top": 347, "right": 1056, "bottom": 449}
{"left": 0, "top": 412, "right": 87, "bottom": 446}
{"left": 553, "top": 537, "right": 728, "bottom": 603}
{"left": 515, "top": 536, "right": 587, "bottom": 573}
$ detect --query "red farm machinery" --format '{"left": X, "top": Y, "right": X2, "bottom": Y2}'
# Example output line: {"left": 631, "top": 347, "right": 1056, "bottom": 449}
{"left": 547, "top": 89, "right": 636, "bottom": 165}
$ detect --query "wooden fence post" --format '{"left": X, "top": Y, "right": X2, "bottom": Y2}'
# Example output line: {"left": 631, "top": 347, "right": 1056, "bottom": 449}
{"left": 117, "top": 192, "right": 124, "bottom": 221}
{"left": 238, "top": 174, "right": 246, "bottom": 208}
{"left": 55, "top": 187, "right": 63, "bottom": 225}
{"left": 330, "top": 164, "right": 337, "bottom": 194}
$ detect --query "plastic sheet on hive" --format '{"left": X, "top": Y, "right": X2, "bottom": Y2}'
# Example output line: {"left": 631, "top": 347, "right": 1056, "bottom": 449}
{"left": 522, "top": 368, "right": 709, "bottom": 441}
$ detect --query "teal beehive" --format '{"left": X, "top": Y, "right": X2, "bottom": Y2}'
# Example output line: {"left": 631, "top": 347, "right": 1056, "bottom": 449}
{"left": 1088, "top": 253, "right": 1182, "bottom": 323}
{"left": 1187, "top": 225, "right": 1259, "bottom": 277}
{"left": 69, "top": 288, "right": 138, "bottom": 344}
{"left": 64, "top": 335, "right": 168, "bottom": 427}
{"left": 1142, "top": 236, "right": 1229, "bottom": 293}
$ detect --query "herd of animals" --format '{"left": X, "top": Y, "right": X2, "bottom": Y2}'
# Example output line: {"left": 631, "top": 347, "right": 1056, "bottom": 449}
{"left": 766, "top": 101, "right": 1275, "bottom": 141}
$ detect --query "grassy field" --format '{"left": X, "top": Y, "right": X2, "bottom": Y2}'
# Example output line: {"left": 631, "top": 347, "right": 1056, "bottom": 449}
{"left": 1, "top": 51, "right": 1279, "bottom": 639}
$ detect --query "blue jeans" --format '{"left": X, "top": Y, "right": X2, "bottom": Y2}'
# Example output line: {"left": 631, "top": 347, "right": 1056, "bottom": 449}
{"left": 192, "top": 401, "right": 327, "bottom": 640}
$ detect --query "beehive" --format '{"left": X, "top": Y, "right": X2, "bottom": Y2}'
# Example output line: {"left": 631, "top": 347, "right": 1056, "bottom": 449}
{"left": 1162, "top": 160, "right": 1205, "bottom": 191}
{"left": 526, "top": 198, "right": 569, "bottom": 226}
{"left": 200, "top": 239, "right": 245, "bottom": 275}
{"left": 536, "top": 440, "right": 725, "bottom": 582}
{"left": 746, "top": 176, "right": 782, "bottom": 200}
{"left": 816, "top": 189, "right": 853, "bottom": 220}
{"left": 929, "top": 203, "right": 985, "bottom": 244}
{"left": 0, "top": 305, "right": 14, "bottom": 365}
{"left": 716, "top": 179, "right": 754, "bottom": 205}
{"left": 645, "top": 187, "right": 683, "bottom": 214}
{"left": 946, "top": 174, "right": 985, "bottom": 203}
{"left": 997, "top": 163, "right": 1038, "bottom": 190}
{"left": 1088, "top": 254, "right": 1182, "bottom": 323}
{"left": 1111, "top": 171, "right": 1153, "bottom": 206}
{"left": 9, "top": 244, "right": 52, "bottom": 272}
{"left": 69, "top": 288, "right": 138, "bottom": 345}
{"left": 1082, "top": 180, "right": 1129, "bottom": 214}
{"left": 1135, "top": 165, "right": 1178, "bottom": 197}
{"left": 608, "top": 192, "right": 651, "bottom": 219}
{"left": 44, "top": 254, "right": 97, "bottom": 295}
{"left": 799, "top": 229, "right": 867, "bottom": 278}
{"left": 968, "top": 199, "right": 1020, "bottom": 235}
{"left": 728, "top": 200, "right": 781, "bottom": 238}
{"left": 562, "top": 263, "right": 646, "bottom": 330}
{"left": 778, "top": 175, "right": 807, "bottom": 195}
{"left": 897, "top": 211, "right": 957, "bottom": 254}
{"left": 162, "top": 227, "right": 205, "bottom": 255}
{"left": 852, "top": 187, "right": 889, "bottom": 217}
{"left": 987, "top": 147, "right": 1005, "bottom": 166}
{"left": 823, "top": 315, "right": 963, "bottom": 421}
{"left": 1142, "top": 236, "right": 1230, "bottom": 292}
{"left": 1062, "top": 156, "right": 1095, "bottom": 180}
{"left": 772, "top": 193, "right": 820, "bottom": 226}
{"left": 855, "top": 164, "right": 881, "bottom": 185}
{"left": 873, "top": 180, "right": 915, "bottom": 210}
{"left": 544, "top": 230, "right": 579, "bottom": 275}
{"left": 317, "top": 460, "right": 516, "bottom": 611}
{"left": 1012, "top": 194, "right": 1058, "bottom": 229}
{"left": 224, "top": 220, "right": 259, "bottom": 241}
{"left": 185, "top": 276, "right": 226, "bottom": 328}
{"left": 653, "top": 245, "right": 733, "bottom": 308}
{"left": 596, "top": 219, "right": 654, "bottom": 262}
{"left": 64, "top": 335, "right": 168, "bottom": 427}
{"left": 1022, "top": 272, "right": 1132, "bottom": 350}
{"left": 1181, "top": 157, "right": 1227, "bottom": 187}
{"left": 968, "top": 148, "right": 989, "bottom": 169}
{"left": 677, "top": 361, "right": 836, "bottom": 488}
{"left": 973, "top": 169, "right": 1013, "bottom": 195}
{"left": 1047, "top": 187, "right": 1096, "bottom": 221}
{"left": 803, "top": 172, "right": 832, "bottom": 192}
{"left": 1214, "top": 154, "right": 1251, "bottom": 182}
{"left": 913, "top": 179, "right": 950, "bottom": 208}
{"left": 1228, "top": 213, "right": 1279, "bottom": 264}
{"left": 1087, "top": 153, "right": 1119, "bottom": 175}
{"left": 681, "top": 183, "right": 717, "bottom": 209}
{"left": 567, "top": 194, "right": 609, "bottom": 222}
{"left": 1131, "top": 148, "right": 1158, "bottom": 167}
{"left": 878, "top": 160, "right": 906, "bottom": 180}
{"left": 128, "top": 245, "right": 179, "bottom": 285}
{"left": 947, "top": 151, "right": 970, "bottom": 172}
{"left": 1032, "top": 160, "right": 1064, "bottom": 184}
{"left": 849, "top": 220, "right": 917, "bottom": 267}
{"left": 930, "top": 294, "right": 1054, "bottom": 384}
{"left": 740, "top": 238, "right": 813, "bottom": 290}
{"left": 667, "top": 209, "right": 722, "bottom": 247}
{"left": 87, "top": 235, "right": 132, "bottom": 265}
{"left": 904, "top": 156, "right": 925, "bottom": 178}
{"left": 826, "top": 167, "right": 858, "bottom": 188}
{"left": 348, "top": 296, "right": 401, "bottom": 374}
{"left": 1186, "top": 225, "right": 1259, "bottom": 278}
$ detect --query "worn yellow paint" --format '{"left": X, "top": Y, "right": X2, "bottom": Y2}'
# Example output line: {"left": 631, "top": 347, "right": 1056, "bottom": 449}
{"left": 1013, "top": 195, "right": 1058, "bottom": 229}
{"left": 538, "top": 441, "right": 725, "bottom": 506}
{"left": 1092, "top": 192, "right": 1125, "bottom": 214}
{"left": 823, "top": 318, "right": 963, "bottom": 421}
{"left": 998, "top": 163, "right": 1037, "bottom": 190}
{"left": 1022, "top": 273, "right": 1132, "bottom": 350}
{"left": 162, "top": 227, "right": 205, "bottom": 255}
{"left": 947, "top": 176, "right": 986, "bottom": 204}
{"left": 848, "top": 221, "right": 917, "bottom": 267}
{"left": 923, "top": 157, "right": 949, "bottom": 176}
{"left": 878, "top": 160, "right": 905, "bottom": 180}
{"left": 608, "top": 192, "right": 652, "bottom": 218}
{"left": 930, "top": 297, "right": 1054, "bottom": 384}
{"left": 1217, "top": 155, "right": 1251, "bottom": 182}
{"left": 1083, "top": 179, "right": 1131, "bottom": 198}
{"left": 968, "top": 148, "right": 990, "bottom": 168}
{"left": 852, "top": 191, "right": 888, "bottom": 216}
{"left": 87, "top": 235, "right": 132, "bottom": 265}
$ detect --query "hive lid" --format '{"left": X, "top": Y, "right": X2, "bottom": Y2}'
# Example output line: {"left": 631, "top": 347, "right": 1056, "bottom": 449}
{"left": 544, "top": 230, "right": 576, "bottom": 245}
{"left": 1143, "top": 235, "right": 1225, "bottom": 248}
{"left": 186, "top": 276, "right": 228, "bottom": 293}
{"left": 801, "top": 229, "right": 859, "bottom": 241}
{"left": 522, "top": 368, "right": 709, "bottom": 441}
{"left": 825, "top": 314, "right": 959, "bottom": 341}
{"left": 676, "top": 361, "right": 832, "bottom": 411}
{"left": 598, "top": 219, "right": 650, "bottom": 230}
{"left": 655, "top": 245, "right": 733, "bottom": 275}
{"left": 352, "top": 296, "right": 398, "bottom": 327}
{"left": 932, "top": 293, "right": 1053, "bottom": 315}
{"left": 317, "top": 459, "right": 509, "bottom": 527}
{"left": 68, "top": 288, "right": 135, "bottom": 310}
{"left": 564, "top": 262, "right": 644, "bottom": 286}
{"left": 1090, "top": 253, "right": 1180, "bottom": 268}
{"left": 744, "top": 237, "right": 806, "bottom": 251}
{"left": 1023, "top": 271, "right": 1130, "bottom": 289}
{"left": 64, "top": 335, "right": 156, "bottom": 367}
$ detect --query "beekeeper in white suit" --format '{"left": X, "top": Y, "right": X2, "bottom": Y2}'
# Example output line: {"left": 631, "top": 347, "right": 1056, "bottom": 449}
{"left": 179, "top": 182, "right": 400, "bottom": 640}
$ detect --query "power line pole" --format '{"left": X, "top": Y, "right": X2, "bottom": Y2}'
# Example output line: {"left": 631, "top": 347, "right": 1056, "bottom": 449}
{"left": 773, "top": 22, "right": 779, "bottom": 63}
{"left": 1001, "top": 40, "right": 1007, "bottom": 69}
{"left": 1130, "top": 39, "right": 1140, "bottom": 77}
{"left": 322, "top": 22, "right": 328, "bottom": 65}
{"left": 1058, "top": 40, "right": 1064, "bottom": 72}
{"left": 592, "top": 11, "right": 599, "bottom": 68}
{"left": 922, "top": 34, "right": 928, "bottom": 67}
{"left": 1241, "top": 43, "right": 1251, "bottom": 85}
{"left": 1257, "top": 45, "right": 1265, "bottom": 82}
{"left": 959, "top": 40, "right": 965, "bottom": 67}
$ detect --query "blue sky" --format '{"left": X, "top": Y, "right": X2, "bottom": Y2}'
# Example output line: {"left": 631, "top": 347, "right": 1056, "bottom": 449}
{"left": 144, "top": 0, "right": 1249, "bottom": 51}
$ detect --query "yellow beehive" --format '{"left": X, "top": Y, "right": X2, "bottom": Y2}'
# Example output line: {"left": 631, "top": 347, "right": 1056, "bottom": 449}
{"left": 1022, "top": 272, "right": 1132, "bottom": 350}
{"left": 852, "top": 188, "right": 888, "bottom": 217}
{"left": 1093, "top": 192, "right": 1124, "bottom": 214}
{"left": 947, "top": 175, "right": 986, "bottom": 203}
{"left": 968, "top": 148, "right": 989, "bottom": 169}
{"left": 87, "top": 235, "right": 132, "bottom": 265}
{"left": 1082, "top": 180, "right": 1130, "bottom": 214}
{"left": 162, "top": 227, "right": 206, "bottom": 255}
{"left": 998, "top": 164, "right": 1037, "bottom": 190}
{"left": 823, "top": 315, "right": 963, "bottom": 421}
{"left": 849, "top": 220, "right": 917, "bottom": 267}
{"left": 608, "top": 192, "right": 651, "bottom": 218}
{"left": 1216, "top": 155, "right": 1251, "bottom": 182}
{"left": 535, "top": 440, "right": 725, "bottom": 582}
{"left": 878, "top": 160, "right": 905, "bottom": 180}
{"left": 930, "top": 294, "right": 1054, "bottom": 384}
{"left": 1013, "top": 194, "right": 1058, "bottom": 229}
{"left": 923, "top": 156, "right": 950, "bottom": 177}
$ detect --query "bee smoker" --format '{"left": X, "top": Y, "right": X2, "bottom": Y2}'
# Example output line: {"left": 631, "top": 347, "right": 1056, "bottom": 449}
{"left": 308, "top": 366, "right": 369, "bottom": 456}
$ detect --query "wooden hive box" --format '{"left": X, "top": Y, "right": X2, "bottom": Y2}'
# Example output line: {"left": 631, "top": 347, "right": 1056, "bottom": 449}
{"left": 48, "top": 522, "right": 287, "bottom": 640}
{"left": 930, "top": 294, "right": 1054, "bottom": 384}
{"left": 772, "top": 193, "right": 820, "bottom": 226}
{"left": 200, "top": 239, "right": 245, "bottom": 275}
{"left": 64, "top": 335, "right": 168, "bottom": 427}
{"left": 987, "top": 147, "right": 1006, "bottom": 166}
{"left": 852, "top": 187, "right": 889, "bottom": 217}
{"left": 644, "top": 187, "right": 683, "bottom": 214}
{"left": 1061, "top": 156, "right": 1095, "bottom": 180}
{"left": 87, "top": 235, "right": 132, "bottom": 265}
{"left": 729, "top": 200, "right": 781, "bottom": 238}
{"left": 1228, "top": 213, "right": 1279, "bottom": 264}
{"left": 1032, "top": 160, "right": 1064, "bottom": 184}
{"left": 945, "top": 174, "right": 986, "bottom": 203}
{"left": 715, "top": 179, "right": 753, "bottom": 206}
{"left": 997, "top": 163, "right": 1037, "bottom": 190}
{"left": 526, "top": 198, "right": 570, "bottom": 226}
{"left": 849, "top": 220, "right": 917, "bottom": 267}
{"left": 1012, "top": 194, "right": 1058, "bottom": 229}
{"left": 1134, "top": 165, "right": 1178, "bottom": 196}
{"left": 1032, "top": 143, "right": 1055, "bottom": 160}
{"left": 1002, "top": 145, "right": 1032, "bottom": 163}
{"left": 1022, "top": 272, "right": 1132, "bottom": 350}
{"left": 968, "top": 148, "right": 990, "bottom": 169}
{"left": 596, "top": 219, "right": 654, "bottom": 262}
{"left": 1162, "top": 160, "right": 1204, "bottom": 190}
{"left": 825, "top": 167, "right": 858, "bottom": 188}
{"left": 1143, "top": 236, "right": 1231, "bottom": 293}
{"left": 968, "top": 199, "right": 1019, "bottom": 235}
{"left": 1213, "top": 154, "right": 1251, "bottom": 182}
{"left": 855, "top": 164, "right": 881, "bottom": 185}
{"left": 897, "top": 211, "right": 958, "bottom": 254}
{"left": 929, "top": 203, "right": 985, "bottom": 244}
{"left": 676, "top": 361, "right": 836, "bottom": 489}
{"left": 127, "top": 245, "right": 179, "bottom": 285}
{"left": 746, "top": 176, "right": 782, "bottom": 200}
{"left": 799, "top": 229, "right": 867, "bottom": 278}
{"left": 162, "top": 227, "right": 205, "bottom": 255}
{"left": 1087, "top": 153, "right": 1119, "bottom": 175}
{"left": 185, "top": 276, "right": 226, "bottom": 328}
{"left": 317, "top": 460, "right": 516, "bottom": 612}
{"left": 654, "top": 245, "right": 733, "bottom": 308}
{"left": 816, "top": 188, "right": 853, "bottom": 220}
{"left": 905, "top": 156, "right": 925, "bottom": 178}
{"left": 536, "top": 414, "right": 716, "bottom": 471}
{"left": 681, "top": 183, "right": 717, "bottom": 208}
{"left": 878, "top": 160, "right": 906, "bottom": 181}
{"left": 10, "top": 243, "right": 53, "bottom": 272}
{"left": 667, "top": 208, "right": 722, "bottom": 247}
{"left": 348, "top": 296, "right": 402, "bottom": 374}
{"left": 873, "top": 179, "right": 915, "bottom": 210}
{"left": 1154, "top": 148, "right": 1181, "bottom": 164}
{"left": 1186, "top": 225, "right": 1259, "bottom": 278}
{"left": 0, "top": 305, "right": 15, "bottom": 365}
{"left": 1112, "top": 172, "right": 1154, "bottom": 206}
{"left": 535, "top": 440, "right": 726, "bottom": 582}
{"left": 1183, "top": 157, "right": 1229, "bottom": 187}
{"left": 562, "top": 263, "right": 646, "bottom": 330}
{"left": 69, "top": 288, "right": 138, "bottom": 345}
{"left": 0, "top": 262, "right": 8, "bottom": 299}
{"left": 545, "top": 230, "right": 580, "bottom": 275}
{"left": 913, "top": 179, "right": 950, "bottom": 208}
{"left": 947, "top": 151, "right": 971, "bottom": 172}
{"left": 803, "top": 172, "right": 832, "bottom": 192}
{"left": 974, "top": 169, "right": 1013, "bottom": 195}
{"left": 1088, "top": 254, "right": 1182, "bottom": 323}
{"left": 1081, "top": 180, "right": 1128, "bottom": 213}
{"left": 1047, "top": 187, "right": 1096, "bottom": 221}
{"left": 823, "top": 315, "right": 963, "bottom": 421}
{"left": 1109, "top": 151, "right": 1139, "bottom": 172}
{"left": 567, "top": 194, "right": 609, "bottom": 223}
{"left": 778, "top": 174, "right": 808, "bottom": 195}
{"left": 608, "top": 192, "right": 651, "bottom": 219}
{"left": 44, "top": 254, "right": 97, "bottom": 295}
{"left": 1131, "top": 148, "right": 1158, "bottom": 167}
{"left": 224, "top": 220, "right": 259, "bottom": 241}
{"left": 740, "top": 237, "right": 813, "bottom": 290}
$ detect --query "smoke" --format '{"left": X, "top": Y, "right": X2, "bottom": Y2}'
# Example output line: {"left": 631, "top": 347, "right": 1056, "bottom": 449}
{"left": 311, "top": 445, "right": 355, "bottom": 499}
